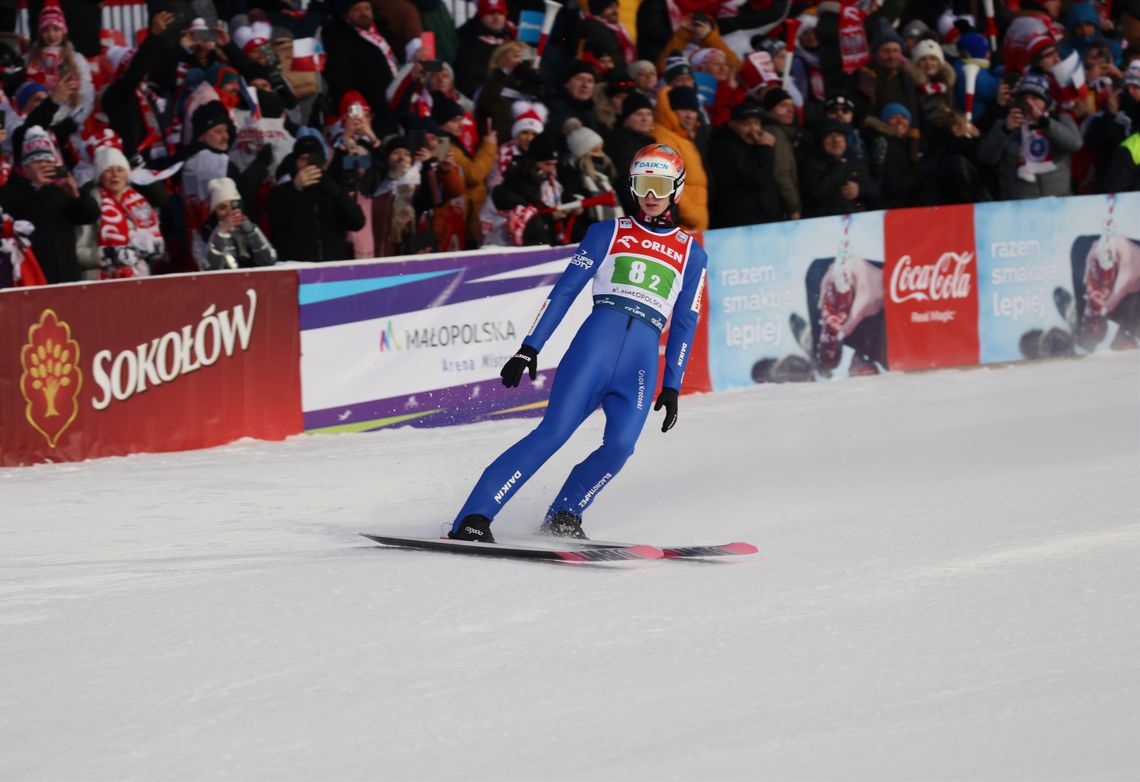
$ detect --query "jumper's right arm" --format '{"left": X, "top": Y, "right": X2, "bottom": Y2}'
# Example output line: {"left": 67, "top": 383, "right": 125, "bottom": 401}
{"left": 522, "top": 221, "right": 614, "bottom": 352}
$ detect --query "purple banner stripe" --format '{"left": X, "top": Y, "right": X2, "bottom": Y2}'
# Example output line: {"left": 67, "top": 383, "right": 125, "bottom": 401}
{"left": 300, "top": 273, "right": 563, "bottom": 331}
{"left": 304, "top": 371, "right": 558, "bottom": 430}
{"left": 299, "top": 247, "right": 574, "bottom": 331}
{"left": 298, "top": 247, "right": 572, "bottom": 285}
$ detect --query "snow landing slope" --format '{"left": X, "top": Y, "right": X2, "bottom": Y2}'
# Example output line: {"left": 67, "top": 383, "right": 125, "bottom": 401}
{"left": 2, "top": 352, "right": 1139, "bottom": 781}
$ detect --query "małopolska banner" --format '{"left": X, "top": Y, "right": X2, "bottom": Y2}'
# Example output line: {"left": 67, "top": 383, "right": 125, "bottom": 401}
{"left": 884, "top": 203, "right": 980, "bottom": 370}
{"left": 299, "top": 246, "right": 712, "bottom": 434}
{"left": 300, "top": 248, "right": 589, "bottom": 433}
{"left": 703, "top": 212, "right": 887, "bottom": 390}
{"left": 976, "top": 192, "right": 1140, "bottom": 361}
{"left": 0, "top": 271, "right": 302, "bottom": 466}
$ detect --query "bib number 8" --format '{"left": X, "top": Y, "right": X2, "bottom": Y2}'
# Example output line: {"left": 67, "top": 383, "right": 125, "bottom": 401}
{"left": 613, "top": 255, "right": 676, "bottom": 296}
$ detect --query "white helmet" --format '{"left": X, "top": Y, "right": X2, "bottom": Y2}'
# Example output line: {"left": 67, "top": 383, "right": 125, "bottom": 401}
{"left": 629, "top": 143, "right": 686, "bottom": 203}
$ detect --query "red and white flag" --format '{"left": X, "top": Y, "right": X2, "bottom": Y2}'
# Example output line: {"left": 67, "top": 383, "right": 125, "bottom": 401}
{"left": 292, "top": 38, "right": 325, "bottom": 72}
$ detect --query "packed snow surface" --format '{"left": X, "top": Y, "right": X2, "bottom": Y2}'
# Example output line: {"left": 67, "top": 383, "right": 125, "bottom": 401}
{"left": 3, "top": 352, "right": 1139, "bottom": 781}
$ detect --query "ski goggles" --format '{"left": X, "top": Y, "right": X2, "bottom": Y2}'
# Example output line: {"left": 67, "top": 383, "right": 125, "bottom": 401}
{"left": 630, "top": 173, "right": 677, "bottom": 199}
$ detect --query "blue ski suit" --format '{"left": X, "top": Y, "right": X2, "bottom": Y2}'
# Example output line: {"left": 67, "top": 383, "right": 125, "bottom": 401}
{"left": 451, "top": 215, "right": 709, "bottom": 530}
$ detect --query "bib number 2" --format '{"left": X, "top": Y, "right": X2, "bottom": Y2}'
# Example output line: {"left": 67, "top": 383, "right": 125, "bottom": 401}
{"left": 613, "top": 256, "right": 676, "bottom": 296}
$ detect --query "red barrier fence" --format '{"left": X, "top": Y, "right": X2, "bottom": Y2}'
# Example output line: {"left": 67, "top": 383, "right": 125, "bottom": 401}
{"left": 0, "top": 270, "right": 301, "bottom": 466}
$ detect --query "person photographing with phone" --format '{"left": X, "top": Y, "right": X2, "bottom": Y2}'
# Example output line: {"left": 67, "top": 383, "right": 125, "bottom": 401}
{"left": 24, "top": 0, "right": 95, "bottom": 125}
{"left": 0, "top": 124, "right": 98, "bottom": 284}
{"left": 267, "top": 133, "right": 365, "bottom": 262}
{"left": 977, "top": 72, "right": 1083, "bottom": 199}
{"left": 200, "top": 178, "right": 277, "bottom": 271}
{"left": 448, "top": 143, "right": 708, "bottom": 543}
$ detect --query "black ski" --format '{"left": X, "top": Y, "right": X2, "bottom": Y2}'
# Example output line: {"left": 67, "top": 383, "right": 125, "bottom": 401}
{"left": 360, "top": 534, "right": 664, "bottom": 562}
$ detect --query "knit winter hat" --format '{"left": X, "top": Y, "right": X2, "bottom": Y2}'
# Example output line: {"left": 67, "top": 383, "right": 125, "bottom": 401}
{"left": 339, "top": 90, "right": 371, "bottom": 118}
{"left": 1016, "top": 72, "right": 1053, "bottom": 105}
{"left": 663, "top": 51, "right": 693, "bottom": 83}
{"left": 564, "top": 60, "right": 597, "bottom": 83}
{"left": 911, "top": 39, "right": 945, "bottom": 65}
{"left": 191, "top": 101, "right": 232, "bottom": 142}
{"left": 1067, "top": 2, "right": 1101, "bottom": 30}
{"left": 14, "top": 81, "right": 50, "bottom": 113}
{"left": 21, "top": 125, "right": 58, "bottom": 166}
{"left": 957, "top": 32, "right": 990, "bottom": 61}
{"left": 208, "top": 177, "right": 241, "bottom": 212}
{"left": 1027, "top": 33, "right": 1059, "bottom": 64}
{"left": 527, "top": 131, "right": 559, "bottom": 162}
{"left": 668, "top": 86, "right": 700, "bottom": 112}
{"left": 430, "top": 93, "right": 464, "bottom": 126}
{"left": 588, "top": 0, "right": 618, "bottom": 14}
{"left": 207, "top": 64, "right": 242, "bottom": 92}
{"left": 620, "top": 90, "right": 653, "bottom": 122}
{"left": 567, "top": 125, "right": 604, "bottom": 161}
{"left": 511, "top": 100, "right": 547, "bottom": 138}
{"left": 689, "top": 47, "right": 723, "bottom": 72}
{"left": 95, "top": 145, "right": 131, "bottom": 180}
{"left": 900, "top": 19, "right": 930, "bottom": 41}
{"left": 731, "top": 98, "right": 765, "bottom": 122}
{"left": 477, "top": 0, "right": 507, "bottom": 17}
{"left": 872, "top": 25, "right": 904, "bottom": 52}
{"left": 38, "top": 0, "right": 67, "bottom": 34}
{"left": 627, "top": 60, "right": 656, "bottom": 80}
{"left": 880, "top": 102, "right": 911, "bottom": 123}
{"left": 761, "top": 87, "right": 793, "bottom": 111}
{"left": 234, "top": 21, "right": 272, "bottom": 54}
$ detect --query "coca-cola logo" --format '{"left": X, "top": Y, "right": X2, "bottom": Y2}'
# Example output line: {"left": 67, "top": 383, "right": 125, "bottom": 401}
{"left": 890, "top": 251, "right": 974, "bottom": 304}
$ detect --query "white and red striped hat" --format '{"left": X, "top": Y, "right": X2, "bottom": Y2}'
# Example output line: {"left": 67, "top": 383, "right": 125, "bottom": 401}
{"left": 511, "top": 100, "right": 547, "bottom": 138}
{"left": 39, "top": 0, "right": 67, "bottom": 34}
{"left": 233, "top": 22, "right": 272, "bottom": 55}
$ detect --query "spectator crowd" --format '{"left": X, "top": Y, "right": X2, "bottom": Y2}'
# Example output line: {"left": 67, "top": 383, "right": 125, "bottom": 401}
{"left": 2, "top": 0, "right": 1140, "bottom": 288}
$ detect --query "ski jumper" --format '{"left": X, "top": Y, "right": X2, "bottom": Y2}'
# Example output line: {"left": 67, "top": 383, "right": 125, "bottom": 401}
{"left": 452, "top": 215, "right": 708, "bottom": 531}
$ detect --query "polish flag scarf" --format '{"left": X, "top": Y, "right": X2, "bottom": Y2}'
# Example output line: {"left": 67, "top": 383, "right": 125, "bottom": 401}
{"left": 98, "top": 187, "right": 160, "bottom": 247}
{"left": 357, "top": 24, "right": 399, "bottom": 77}
{"left": 585, "top": 14, "right": 637, "bottom": 64}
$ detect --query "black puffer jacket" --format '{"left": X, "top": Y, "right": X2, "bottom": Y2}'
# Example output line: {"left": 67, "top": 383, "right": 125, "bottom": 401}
{"left": 266, "top": 175, "right": 366, "bottom": 262}
{"left": 708, "top": 124, "right": 783, "bottom": 227}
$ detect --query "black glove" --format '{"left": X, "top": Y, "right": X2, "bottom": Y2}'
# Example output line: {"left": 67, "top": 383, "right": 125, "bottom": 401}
{"left": 654, "top": 387, "right": 679, "bottom": 433}
{"left": 501, "top": 345, "right": 538, "bottom": 387}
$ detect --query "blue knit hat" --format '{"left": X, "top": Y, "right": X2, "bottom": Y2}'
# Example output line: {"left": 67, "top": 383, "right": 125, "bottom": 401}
{"left": 957, "top": 32, "right": 990, "bottom": 61}
{"left": 880, "top": 102, "right": 911, "bottom": 123}
{"left": 14, "top": 81, "right": 50, "bottom": 112}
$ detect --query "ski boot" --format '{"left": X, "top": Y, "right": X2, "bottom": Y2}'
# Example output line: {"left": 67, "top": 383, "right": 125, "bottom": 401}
{"left": 448, "top": 514, "right": 495, "bottom": 543}
{"left": 541, "top": 510, "right": 589, "bottom": 539}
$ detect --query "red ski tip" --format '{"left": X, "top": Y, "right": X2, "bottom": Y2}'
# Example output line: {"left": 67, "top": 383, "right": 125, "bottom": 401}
{"left": 721, "top": 542, "right": 758, "bottom": 555}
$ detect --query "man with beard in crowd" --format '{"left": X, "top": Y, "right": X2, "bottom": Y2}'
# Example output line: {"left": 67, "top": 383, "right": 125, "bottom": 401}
{"left": 323, "top": 0, "right": 402, "bottom": 135}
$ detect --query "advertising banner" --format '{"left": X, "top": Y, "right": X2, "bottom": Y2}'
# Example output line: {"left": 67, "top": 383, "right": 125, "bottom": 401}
{"left": 884, "top": 204, "right": 980, "bottom": 370}
{"left": 977, "top": 192, "right": 1140, "bottom": 360}
{"left": 703, "top": 212, "right": 886, "bottom": 390}
{"left": 299, "top": 247, "right": 711, "bottom": 435}
{"left": 0, "top": 271, "right": 302, "bottom": 466}
{"left": 975, "top": 197, "right": 1078, "bottom": 362}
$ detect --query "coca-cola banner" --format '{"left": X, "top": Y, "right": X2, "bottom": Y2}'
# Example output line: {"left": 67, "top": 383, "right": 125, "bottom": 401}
{"left": 976, "top": 193, "right": 1140, "bottom": 360}
{"left": 299, "top": 247, "right": 710, "bottom": 434}
{"left": 884, "top": 204, "right": 980, "bottom": 370}
{"left": 703, "top": 212, "right": 886, "bottom": 389}
{"left": 0, "top": 271, "right": 301, "bottom": 466}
